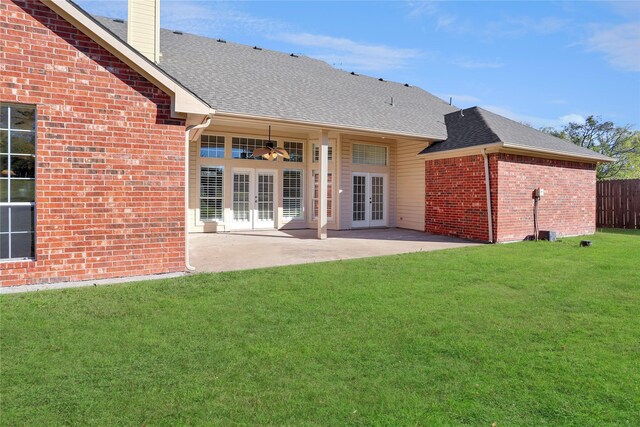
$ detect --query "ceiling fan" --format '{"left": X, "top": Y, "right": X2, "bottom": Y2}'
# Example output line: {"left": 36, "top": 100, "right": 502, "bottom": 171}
{"left": 252, "top": 126, "right": 290, "bottom": 160}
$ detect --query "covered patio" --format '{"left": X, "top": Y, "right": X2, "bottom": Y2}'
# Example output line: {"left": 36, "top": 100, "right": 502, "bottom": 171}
{"left": 190, "top": 228, "right": 481, "bottom": 273}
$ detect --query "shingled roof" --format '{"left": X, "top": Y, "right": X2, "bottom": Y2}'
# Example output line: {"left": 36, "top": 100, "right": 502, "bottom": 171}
{"left": 420, "top": 107, "right": 611, "bottom": 161}
{"left": 94, "top": 16, "right": 457, "bottom": 139}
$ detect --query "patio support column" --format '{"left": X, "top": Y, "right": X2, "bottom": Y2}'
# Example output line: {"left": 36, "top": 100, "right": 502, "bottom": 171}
{"left": 317, "top": 129, "right": 329, "bottom": 239}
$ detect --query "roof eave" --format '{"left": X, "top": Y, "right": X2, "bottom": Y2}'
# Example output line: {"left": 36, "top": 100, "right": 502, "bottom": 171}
{"left": 211, "top": 110, "right": 446, "bottom": 141}
{"left": 501, "top": 142, "right": 614, "bottom": 163}
{"left": 418, "top": 141, "right": 614, "bottom": 163}
{"left": 418, "top": 142, "right": 503, "bottom": 159}
{"left": 44, "top": 0, "right": 210, "bottom": 116}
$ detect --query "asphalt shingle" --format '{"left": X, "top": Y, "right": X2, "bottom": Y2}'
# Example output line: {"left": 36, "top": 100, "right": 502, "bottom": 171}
{"left": 420, "top": 107, "right": 611, "bottom": 161}
{"left": 94, "top": 17, "right": 457, "bottom": 139}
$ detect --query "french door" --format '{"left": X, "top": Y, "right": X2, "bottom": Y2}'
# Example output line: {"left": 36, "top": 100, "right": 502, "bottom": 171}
{"left": 231, "top": 169, "right": 276, "bottom": 230}
{"left": 352, "top": 173, "right": 387, "bottom": 228}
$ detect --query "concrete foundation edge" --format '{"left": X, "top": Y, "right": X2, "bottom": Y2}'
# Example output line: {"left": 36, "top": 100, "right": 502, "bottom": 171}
{"left": 0, "top": 272, "right": 186, "bottom": 295}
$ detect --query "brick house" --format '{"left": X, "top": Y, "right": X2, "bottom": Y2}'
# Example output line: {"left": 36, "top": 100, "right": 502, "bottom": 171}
{"left": 1, "top": 0, "right": 610, "bottom": 286}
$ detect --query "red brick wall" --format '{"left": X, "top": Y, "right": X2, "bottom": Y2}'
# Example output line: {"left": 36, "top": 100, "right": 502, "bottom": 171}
{"left": 1, "top": 1, "right": 186, "bottom": 286}
{"left": 424, "top": 152, "right": 597, "bottom": 243}
{"left": 495, "top": 154, "right": 596, "bottom": 242}
{"left": 425, "top": 154, "right": 498, "bottom": 241}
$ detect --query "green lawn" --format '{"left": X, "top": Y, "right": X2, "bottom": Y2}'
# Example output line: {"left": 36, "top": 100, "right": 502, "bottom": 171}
{"left": 1, "top": 230, "right": 639, "bottom": 426}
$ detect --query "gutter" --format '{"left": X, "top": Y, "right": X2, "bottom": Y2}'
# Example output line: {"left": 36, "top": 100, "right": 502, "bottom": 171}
{"left": 481, "top": 148, "right": 495, "bottom": 243}
{"left": 184, "top": 115, "right": 212, "bottom": 271}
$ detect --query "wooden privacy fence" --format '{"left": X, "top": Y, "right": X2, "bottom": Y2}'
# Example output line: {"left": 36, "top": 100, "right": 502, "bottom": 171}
{"left": 596, "top": 179, "right": 640, "bottom": 229}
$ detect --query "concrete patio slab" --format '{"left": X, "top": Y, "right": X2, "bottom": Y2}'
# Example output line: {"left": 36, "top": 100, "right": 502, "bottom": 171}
{"left": 190, "top": 228, "right": 481, "bottom": 272}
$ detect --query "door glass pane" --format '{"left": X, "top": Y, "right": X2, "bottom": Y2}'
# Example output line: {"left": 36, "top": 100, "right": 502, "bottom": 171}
{"left": 257, "top": 173, "right": 274, "bottom": 221}
{"left": 371, "top": 176, "right": 384, "bottom": 221}
{"left": 352, "top": 175, "right": 366, "bottom": 222}
{"left": 233, "top": 173, "right": 250, "bottom": 221}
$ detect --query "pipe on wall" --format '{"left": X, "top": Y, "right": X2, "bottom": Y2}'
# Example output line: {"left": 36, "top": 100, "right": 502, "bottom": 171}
{"left": 481, "top": 148, "right": 495, "bottom": 243}
{"left": 185, "top": 115, "right": 212, "bottom": 271}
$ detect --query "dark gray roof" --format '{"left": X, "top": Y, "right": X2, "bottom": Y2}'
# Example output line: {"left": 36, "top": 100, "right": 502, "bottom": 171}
{"left": 420, "top": 107, "right": 611, "bottom": 161}
{"left": 94, "top": 17, "right": 457, "bottom": 139}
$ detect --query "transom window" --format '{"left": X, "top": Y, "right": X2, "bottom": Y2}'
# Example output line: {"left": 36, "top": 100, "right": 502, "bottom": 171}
{"left": 200, "top": 166, "right": 224, "bottom": 221}
{"left": 200, "top": 135, "right": 225, "bottom": 158}
{"left": 283, "top": 141, "right": 304, "bottom": 163}
{"left": 312, "top": 143, "right": 333, "bottom": 162}
{"left": 1, "top": 103, "right": 36, "bottom": 260}
{"left": 282, "top": 170, "right": 303, "bottom": 219}
{"left": 232, "top": 137, "right": 275, "bottom": 160}
{"left": 352, "top": 143, "right": 387, "bottom": 165}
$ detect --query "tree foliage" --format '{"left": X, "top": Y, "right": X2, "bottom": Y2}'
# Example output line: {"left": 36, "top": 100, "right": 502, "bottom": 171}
{"left": 541, "top": 116, "right": 640, "bottom": 180}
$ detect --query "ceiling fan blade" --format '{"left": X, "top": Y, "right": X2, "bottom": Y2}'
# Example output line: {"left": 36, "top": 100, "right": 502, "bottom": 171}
{"left": 252, "top": 147, "right": 271, "bottom": 158}
{"left": 273, "top": 147, "right": 290, "bottom": 159}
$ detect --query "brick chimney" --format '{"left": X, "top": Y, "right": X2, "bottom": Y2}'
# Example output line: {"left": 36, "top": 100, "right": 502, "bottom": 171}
{"left": 127, "top": 0, "right": 160, "bottom": 63}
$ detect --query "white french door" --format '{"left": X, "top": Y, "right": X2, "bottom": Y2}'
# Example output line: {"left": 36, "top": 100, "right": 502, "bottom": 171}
{"left": 352, "top": 173, "right": 387, "bottom": 228}
{"left": 231, "top": 169, "right": 276, "bottom": 230}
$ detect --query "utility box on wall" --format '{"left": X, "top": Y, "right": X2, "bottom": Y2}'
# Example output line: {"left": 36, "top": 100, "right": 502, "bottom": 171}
{"left": 539, "top": 230, "right": 557, "bottom": 241}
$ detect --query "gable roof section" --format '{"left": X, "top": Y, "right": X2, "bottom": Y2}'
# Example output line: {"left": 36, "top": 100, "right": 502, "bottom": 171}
{"left": 43, "top": 0, "right": 210, "bottom": 115}
{"left": 94, "top": 17, "right": 458, "bottom": 140}
{"left": 420, "top": 107, "right": 612, "bottom": 162}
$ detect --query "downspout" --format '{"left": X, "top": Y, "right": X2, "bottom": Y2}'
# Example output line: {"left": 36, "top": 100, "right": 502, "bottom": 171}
{"left": 481, "top": 148, "right": 495, "bottom": 243}
{"left": 185, "top": 115, "right": 212, "bottom": 271}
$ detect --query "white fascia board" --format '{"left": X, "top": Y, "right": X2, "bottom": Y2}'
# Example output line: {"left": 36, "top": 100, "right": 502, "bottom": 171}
{"left": 44, "top": 0, "right": 210, "bottom": 116}
{"left": 418, "top": 143, "right": 503, "bottom": 160}
{"left": 501, "top": 142, "right": 614, "bottom": 163}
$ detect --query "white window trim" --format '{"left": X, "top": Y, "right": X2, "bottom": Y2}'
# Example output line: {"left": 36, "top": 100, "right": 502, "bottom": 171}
{"left": 311, "top": 169, "right": 334, "bottom": 221}
{"left": 199, "top": 165, "right": 224, "bottom": 222}
{"left": 352, "top": 143, "right": 387, "bottom": 166}
{"left": 1, "top": 103, "right": 37, "bottom": 261}
{"left": 282, "top": 169, "right": 304, "bottom": 220}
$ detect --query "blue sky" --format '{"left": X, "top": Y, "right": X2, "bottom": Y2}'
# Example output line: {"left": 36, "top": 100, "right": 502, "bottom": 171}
{"left": 75, "top": 0, "right": 640, "bottom": 129}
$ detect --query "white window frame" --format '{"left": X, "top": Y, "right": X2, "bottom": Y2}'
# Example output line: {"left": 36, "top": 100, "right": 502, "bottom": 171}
{"left": 200, "top": 134, "right": 225, "bottom": 158}
{"left": 311, "top": 170, "right": 334, "bottom": 220}
{"left": 282, "top": 169, "right": 304, "bottom": 220}
{"left": 231, "top": 136, "right": 276, "bottom": 160}
{"left": 283, "top": 141, "right": 304, "bottom": 163}
{"left": 199, "top": 166, "right": 224, "bottom": 222}
{"left": 1, "top": 103, "right": 36, "bottom": 261}
{"left": 312, "top": 143, "right": 333, "bottom": 163}
{"left": 352, "top": 143, "right": 387, "bottom": 166}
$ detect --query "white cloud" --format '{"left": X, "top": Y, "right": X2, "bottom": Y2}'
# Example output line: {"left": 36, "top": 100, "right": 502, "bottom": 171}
{"left": 275, "top": 32, "right": 421, "bottom": 72}
{"left": 586, "top": 23, "right": 640, "bottom": 72}
{"left": 406, "top": 1, "right": 439, "bottom": 19}
{"left": 160, "top": 1, "right": 284, "bottom": 37}
{"left": 481, "top": 105, "right": 585, "bottom": 128}
{"left": 453, "top": 59, "right": 504, "bottom": 69}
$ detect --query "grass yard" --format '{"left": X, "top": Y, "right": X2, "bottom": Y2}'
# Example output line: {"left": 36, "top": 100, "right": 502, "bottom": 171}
{"left": 1, "top": 230, "right": 639, "bottom": 426}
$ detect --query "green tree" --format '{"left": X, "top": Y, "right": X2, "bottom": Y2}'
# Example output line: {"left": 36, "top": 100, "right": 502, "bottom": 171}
{"left": 542, "top": 116, "right": 640, "bottom": 180}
